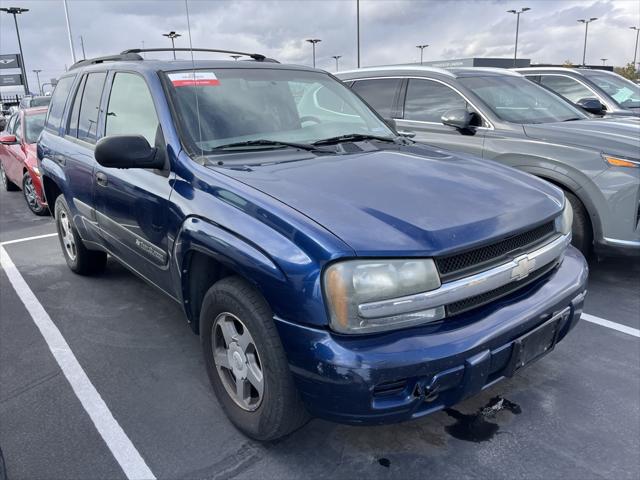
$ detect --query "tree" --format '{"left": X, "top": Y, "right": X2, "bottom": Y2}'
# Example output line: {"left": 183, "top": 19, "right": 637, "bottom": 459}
{"left": 562, "top": 59, "right": 574, "bottom": 67}
{"left": 614, "top": 63, "right": 637, "bottom": 81}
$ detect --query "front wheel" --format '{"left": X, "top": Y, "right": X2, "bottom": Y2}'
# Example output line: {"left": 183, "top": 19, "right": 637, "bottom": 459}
{"left": 200, "top": 276, "right": 308, "bottom": 441}
{"left": 23, "top": 172, "right": 48, "bottom": 216}
{"left": 564, "top": 190, "right": 592, "bottom": 256}
{"left": 54, "top": 195, "right": 107, "bottom": 275}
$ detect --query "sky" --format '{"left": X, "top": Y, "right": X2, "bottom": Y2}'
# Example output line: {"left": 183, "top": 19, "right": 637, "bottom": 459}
{"left": 0, "top": 0, "right": 639, "bottom": 94}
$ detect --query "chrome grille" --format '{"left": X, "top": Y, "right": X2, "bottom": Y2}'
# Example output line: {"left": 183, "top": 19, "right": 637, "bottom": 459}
{"left": 435, "top": 221, "right": 556, "bottom": 282}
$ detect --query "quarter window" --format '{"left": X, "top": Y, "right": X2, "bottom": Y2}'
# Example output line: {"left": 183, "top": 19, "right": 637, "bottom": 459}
{"left": 351, "top": 78, "right": 402, "bottom": 118}
{"left": 45, "top": 75, "right": 76, "bottom": 131}
{"left": 403, "top": 79, "right": 468, "bottom": 123}
{"left": 105, "top": 73, "right": 159, "bottom": 145}
{"left": 538, "top": 75, "right": 594, "bottom": 103}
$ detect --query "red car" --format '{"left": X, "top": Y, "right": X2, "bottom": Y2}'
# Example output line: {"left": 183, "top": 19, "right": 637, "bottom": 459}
{"left": 0, "top": 107, "right": 48, "bottom": 215}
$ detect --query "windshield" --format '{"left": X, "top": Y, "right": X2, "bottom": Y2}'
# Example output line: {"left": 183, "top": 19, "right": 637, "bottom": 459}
{"left": 30, "top": 96, "right": 51, "bottom": 108}
{"left": 166, "top": 68, "right": 394, "bottom": 153}
{"left": 459, "top": 76, "right": 587, "bottom": 124}
{"left": 25, "top": 112, "right": 46, "bottom": 143}
{"left": 583, "top": 71, "right": 640, "bottom": 108}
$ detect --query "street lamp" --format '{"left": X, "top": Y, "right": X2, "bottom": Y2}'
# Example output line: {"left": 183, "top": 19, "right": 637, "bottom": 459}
{"left": 631, "top": 27, "right": 640, "bottom": 70}
{"left": 416, "top": 44, "right": 429, "bottom": 65}
{"left": 32, "top": 69, "right": 42, "bottom": 94}
{"left": 600, "top": 58, "right": 607, "bottom": 66}
{"left": 162, "top": 31, "right": 181, "bottom": 59}
{"left": 507, "top": 7, "right": 531, "bottom": 67}
{"left": 306, "top": 39, "right": 321, "bottom": 68}
{"left": 331, "top": 55, "right": 342, "bottom": 71}
{"left": 0, "top": 6, "right": 30, "bottom": 94}
{"left": 230, "top": 55, "right": 241, "bottom": 61}
{"left": 577, "top": 18, "right": 598, "bottom": 66}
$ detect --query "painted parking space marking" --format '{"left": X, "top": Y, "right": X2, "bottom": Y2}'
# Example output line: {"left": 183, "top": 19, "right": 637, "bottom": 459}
{"left": 0, "top": 232, "right": 57, "bottom": 246}
{"left": 582, "top": 313, "right": 640, "bottom": 338}
{"left": 0, "top": 245, "right": 156, "bottom": 480}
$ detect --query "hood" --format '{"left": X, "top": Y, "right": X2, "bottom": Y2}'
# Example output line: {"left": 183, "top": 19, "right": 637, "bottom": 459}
{"left": 523, "top": 118, "right": 640, "bottom": 160}
{"left": 213, "top": 146, "right": 564, "bottom": 256}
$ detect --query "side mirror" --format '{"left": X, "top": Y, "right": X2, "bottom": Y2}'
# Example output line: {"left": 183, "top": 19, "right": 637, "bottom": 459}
{"left": 0, "top": 134, "right": 17, "bottom": 145}
{"left": 384, "top": 118, "right": 416, "bottom": 138}
{"left": 441, "top": 109, "right": 473, "bottom": 130}
{"left": 576, "top": 98, "right": 605, "bottom": 115}
{"left": 94, "top": 135, "right": 163, "bottom": 169}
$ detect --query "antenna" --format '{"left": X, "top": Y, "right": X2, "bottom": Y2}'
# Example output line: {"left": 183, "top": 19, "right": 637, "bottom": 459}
{"left": 184, "top": 0, "right": 203, "bottom": 158}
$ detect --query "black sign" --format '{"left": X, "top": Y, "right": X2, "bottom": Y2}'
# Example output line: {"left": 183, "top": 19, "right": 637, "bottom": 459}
{"left": 0, "top": 74, "right": 23, "bottom": 87}
{"left": 0, "top": 54, "right": 21, "bottom": 70}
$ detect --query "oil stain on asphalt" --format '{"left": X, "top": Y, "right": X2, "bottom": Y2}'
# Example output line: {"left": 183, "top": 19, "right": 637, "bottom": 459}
{"left": 444, "top": 396, "right": 522, "bottom": 442}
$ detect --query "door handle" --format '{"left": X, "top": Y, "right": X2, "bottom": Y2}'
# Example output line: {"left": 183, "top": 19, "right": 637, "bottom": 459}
{"left": 95, "top": 171, "right": 108, "bottom": 187}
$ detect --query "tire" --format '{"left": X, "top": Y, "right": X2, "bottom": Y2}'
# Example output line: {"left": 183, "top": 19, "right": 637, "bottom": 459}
{"left": 200, "top": 276, "right": 309, "bottom": 441}
{"left": 54, "top": 195, "right": 107, "bottom": 275}
{"left": 22, "top": 172, "right": 48, "bottom": 216}
{"left": 564, "top": 190, "right": 592, "bottom": 256}
{"left": 1, "top": 163, "right": 18, "bottom": 191}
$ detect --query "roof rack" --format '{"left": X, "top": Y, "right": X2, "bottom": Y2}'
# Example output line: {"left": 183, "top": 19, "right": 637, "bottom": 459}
{"left": 121, "top": 48, "right": 279, "bottom": 63}
{"left": 69, "top": 52, "right": 143, "bottom": 70}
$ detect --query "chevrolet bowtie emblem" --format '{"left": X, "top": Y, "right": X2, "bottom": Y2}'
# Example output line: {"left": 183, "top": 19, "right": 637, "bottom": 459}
{"left": 511, "top": 255, "right": 536, "bottom": 281}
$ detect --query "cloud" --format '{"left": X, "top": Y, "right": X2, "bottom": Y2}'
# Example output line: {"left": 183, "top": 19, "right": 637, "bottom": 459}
{"left": 0, "top": 0, "right": 637, "bottom": 94}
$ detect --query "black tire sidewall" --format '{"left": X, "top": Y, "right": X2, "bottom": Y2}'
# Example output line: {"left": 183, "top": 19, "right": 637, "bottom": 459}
{"left": 565, "top": 190, "right": 592, "bottom": 256}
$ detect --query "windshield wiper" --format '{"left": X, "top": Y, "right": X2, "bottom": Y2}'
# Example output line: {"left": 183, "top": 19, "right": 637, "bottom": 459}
{"left": 312, "top": 133, "right": 397, "bottom": 146}
{"left": 211, "top": 139, "right": 324, "bottom": 152}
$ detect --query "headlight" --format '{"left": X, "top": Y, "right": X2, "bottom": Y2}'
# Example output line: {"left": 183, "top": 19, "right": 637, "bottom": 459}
{"left": 32, "top": 166, "right": 41, "bottom": 176}
{"left": 555, "top": 198, "right": 573, "bottom": 236}
{"left": 602, "top": 154, "right": 639, "bottom": 168}
{"left": 323, "top": 259, "right": 444, "bottom": 334}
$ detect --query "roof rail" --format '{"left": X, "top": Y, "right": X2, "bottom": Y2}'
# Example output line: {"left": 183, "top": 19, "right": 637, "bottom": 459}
{"left": 69, "top": 52, "right": 143, "bottom": 70}
{"left": 120, "top": 48, "right": 279, "bottom": 63}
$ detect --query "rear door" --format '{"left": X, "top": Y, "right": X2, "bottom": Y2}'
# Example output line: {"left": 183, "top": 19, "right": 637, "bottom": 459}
{"left": 395, "top": 78, "right": 486, "bottom": 157}
{"left": 93, "top": 71, "right": 174, "bottom": 289}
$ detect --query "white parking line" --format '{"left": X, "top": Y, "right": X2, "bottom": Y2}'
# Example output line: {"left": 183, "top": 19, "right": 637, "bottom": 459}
{"left": 582, "top": 313, "right": 640, "bottom": 338}
{"left": 0, "top": 232, "right": 57, "bottom": 246}
{"left": 0, "top": 246, "right": 156, "bottom": 480}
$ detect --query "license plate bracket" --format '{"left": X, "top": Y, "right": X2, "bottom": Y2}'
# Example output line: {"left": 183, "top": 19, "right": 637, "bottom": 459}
{"left": 505, "top": 307, "right": 570, "bottom": 377}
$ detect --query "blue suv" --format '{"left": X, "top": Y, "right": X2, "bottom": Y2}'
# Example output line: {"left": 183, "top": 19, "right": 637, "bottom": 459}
{"left": 38, "top": 49, "right": 588, "bottom": 440}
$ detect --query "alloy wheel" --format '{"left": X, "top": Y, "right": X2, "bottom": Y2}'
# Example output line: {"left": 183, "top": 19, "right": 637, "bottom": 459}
{"left": 212, "top": 312, "right": 264, "bottom": 411}
{"left": 24, "top": 176, "right": 40, "bottom": 210}
{"left": 58, "top": 210, "right": 77, "bottom": 260}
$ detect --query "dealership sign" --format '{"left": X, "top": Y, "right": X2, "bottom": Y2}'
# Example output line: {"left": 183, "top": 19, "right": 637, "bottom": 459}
{"left": 0, "top": 54, "right": 21, "bottom": 70}
{"left": 0, "top": 74, "right": 23, "bottom": 87}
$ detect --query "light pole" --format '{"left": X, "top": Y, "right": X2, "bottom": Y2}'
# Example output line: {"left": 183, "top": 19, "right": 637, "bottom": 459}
{"left": 631, "top": 27, "right": 640, "bottom": 70}
{"left": 416, "top": 44, "right": 429, "bottom": 65}
{"left": 332, "top": 55, "right": 342, "bottom": 71}
{"left": 62, "top": 0, "right": 76, "bottom": 65}
{"left": 356, "top": 0, "right": 360, "bottom": 68}
{"left": 578, "top": 18, "right": 598, "bottom": 66}
{"left": 507, "top": 7, "right": 531, "bottom": 67}
{"left": 230, "top": 55, "right": 241, "bottom": 61}
{"left": 162, "top": 31, "right": 181, "bottom": 59}
{"left": 79, "top": 35, "right": 86, "bottom": 60}
{"left": 600, "top": 58, "right": 607, "bottom": 66}
{"left": 32, "top": 69, "right": 42, "bottom": 94}
{"left": 306, "top": 39, "right": 321, "bottom": 68}
{"left": 0, "top": 6, "right": 30, "bottom": 94}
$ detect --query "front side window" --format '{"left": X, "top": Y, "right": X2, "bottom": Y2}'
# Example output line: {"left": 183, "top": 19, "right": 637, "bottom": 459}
{"left": 25, "top": 112, "right": 46, "bottom": 144}
{"left": 537, "top": 75, "right": 594, "bottom": 103}
{"left": 350, "top": 78, "right": 402, "bottom": 118}
{"left": 167, "top": 69, "right": 393, "bottom": 153}
{"left": 582, "top": 71, "right": 640, "bottom": 108}
{"left": 105, "top": 73, "right": 159, "bottom": 145}
{"left": 45, "top": 75, "right": 75, "bottom": 131}
{"left": 14, "top": 116, "right": 22, "bottom": 142}
{"left": 460, "top": 76, "right": 587, "bottom": 124}
{"left": 403, "top": 79, "right": 469, "bottom": 123}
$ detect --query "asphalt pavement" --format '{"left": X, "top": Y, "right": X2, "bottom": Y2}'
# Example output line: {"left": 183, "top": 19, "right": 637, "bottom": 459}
{"left": 0, "top": 186, "right": 638, "bottom": 480}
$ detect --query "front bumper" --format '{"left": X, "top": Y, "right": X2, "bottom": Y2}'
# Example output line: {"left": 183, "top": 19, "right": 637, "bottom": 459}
{"left": 275, "top": 246, "right": 588, "bottom": 425}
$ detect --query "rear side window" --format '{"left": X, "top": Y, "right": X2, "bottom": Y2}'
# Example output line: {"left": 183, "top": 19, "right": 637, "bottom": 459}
{"left": 403, "top": 79, "right": 468, "bottom": 122}
{"left": 538, "top": 75, "right": 594, "bottom": 103}
{"left": 105, "top": 73, "right": 159, "bottom": 145}
{"left": 77, "top": 72, "right": 107, "bottom": 143}
{"left": 351, "top": 78, "right": 402, "bottom": 118}
{"left": 45, "top": 75, "right": 75, "bottom": 131}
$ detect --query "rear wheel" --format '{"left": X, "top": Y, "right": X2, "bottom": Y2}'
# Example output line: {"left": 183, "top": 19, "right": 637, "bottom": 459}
{"left": 564, "top": 190, "right": 592, "bottom": 256}
{"left": 22, "top": 172, "right": 48, "bottom": 216}
{"left": 54, "top": 195, "right": 107, "bottom": 275}
{"left": 200, "top": 276, "right": 308, "bottom": 441}
{"left": 1, "top": 163, "right": 18, "bottom": 191}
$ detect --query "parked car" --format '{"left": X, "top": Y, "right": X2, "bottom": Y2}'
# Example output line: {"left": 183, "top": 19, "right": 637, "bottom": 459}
{"left": 39, "top": 49, "right": 587, "bottom": 441}
{"left": 515, "top": 67, "right": 640, "bottom": 117}
{"left": 0, "top": 106, "right": 48, "bottom": 215}
{"left": 19, "top": 95, "right": 52, "bottom": 109}
{"left": 337, "top": 66, "right": 640, "bottom": 256}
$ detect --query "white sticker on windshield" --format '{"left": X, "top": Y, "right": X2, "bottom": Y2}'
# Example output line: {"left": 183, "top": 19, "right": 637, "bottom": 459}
{"left": 168, "top": 71, "right": 220, "bottom": 87}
